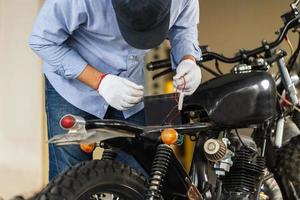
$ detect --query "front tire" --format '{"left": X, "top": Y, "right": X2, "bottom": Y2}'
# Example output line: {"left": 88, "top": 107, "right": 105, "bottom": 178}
{"left": 36, "top": 160, "right": 147, "bottom": 200}
{"left": 278, "top": 135, "right": 300, "bottom": 196}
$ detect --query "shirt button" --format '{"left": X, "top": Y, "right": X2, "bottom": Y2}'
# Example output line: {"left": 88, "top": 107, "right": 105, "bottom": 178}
{"left": 129, "top": 55, "right": 134, "bottom": 59}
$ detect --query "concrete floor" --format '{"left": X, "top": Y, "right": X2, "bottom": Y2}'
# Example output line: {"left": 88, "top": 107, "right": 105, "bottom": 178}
{"left": 0, "top": 166, "right": 40, "bottom": 199}
{"left": 0, "top": 135, "right": 43, "bottom": 199}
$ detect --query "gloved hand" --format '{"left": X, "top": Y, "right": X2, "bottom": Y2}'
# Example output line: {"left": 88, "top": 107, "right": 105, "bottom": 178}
{"left": 173, "top": 59, "right": 202, "bottom": 95}
{"left": 98, "top": 75, "right": 144, "bottom": 111}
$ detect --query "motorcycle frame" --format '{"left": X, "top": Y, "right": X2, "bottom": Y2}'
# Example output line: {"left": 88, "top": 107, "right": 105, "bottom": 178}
{"left": 90, "top": 122, "right": 220, "bottom": 199}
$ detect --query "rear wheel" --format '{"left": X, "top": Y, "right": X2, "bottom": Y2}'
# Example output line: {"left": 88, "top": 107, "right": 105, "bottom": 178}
{"left": 278, "top": 135, "right": 300, "bottom": 196}
{"left": 35, "top": 160, "right": 147, "bottom": 200}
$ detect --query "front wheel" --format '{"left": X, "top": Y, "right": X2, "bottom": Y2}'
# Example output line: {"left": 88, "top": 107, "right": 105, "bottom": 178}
{"left": 35, "top": 160, "right": 147, "bottom": 200}
{"left": 278, "top": 135, "right": 300, "bottom": 197}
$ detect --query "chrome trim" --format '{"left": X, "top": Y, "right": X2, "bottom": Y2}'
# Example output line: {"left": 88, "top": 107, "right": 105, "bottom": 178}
{"left": 275, "top": 118, "right": 285, "bottom": 148}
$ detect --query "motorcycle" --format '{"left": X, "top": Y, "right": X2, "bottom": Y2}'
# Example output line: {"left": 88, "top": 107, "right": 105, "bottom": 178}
{"left": 36, "top": 1, "right": 300, "bottom": 199}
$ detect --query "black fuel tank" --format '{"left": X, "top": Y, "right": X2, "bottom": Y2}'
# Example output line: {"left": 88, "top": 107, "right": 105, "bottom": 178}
{"left": 184, "top": 72, "right": 277, "bottom": 127}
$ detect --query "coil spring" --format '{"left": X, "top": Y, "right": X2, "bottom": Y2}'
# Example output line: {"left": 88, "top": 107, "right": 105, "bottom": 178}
{"left": 101, "top": 149, "right": 117, "bottom": 160}
{"left": 145, "top": 144, "right": 173, "bottom": 200}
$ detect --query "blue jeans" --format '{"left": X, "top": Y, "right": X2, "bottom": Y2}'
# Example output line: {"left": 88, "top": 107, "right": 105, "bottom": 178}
{"left": 45, "top": 78, "right": 146, "bottom": 181}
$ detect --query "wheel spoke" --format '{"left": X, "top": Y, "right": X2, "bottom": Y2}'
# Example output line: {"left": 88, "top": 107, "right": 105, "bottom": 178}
{"left": 90, "top": 193, "right": 121, "bottom": 200}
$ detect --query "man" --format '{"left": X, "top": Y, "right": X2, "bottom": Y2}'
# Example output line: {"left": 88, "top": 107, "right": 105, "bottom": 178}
{"left": 29, "top": 0, "right": 202, "bottom": 180}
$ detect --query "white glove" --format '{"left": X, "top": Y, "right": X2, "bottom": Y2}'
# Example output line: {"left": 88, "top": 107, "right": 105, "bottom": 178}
{"left": 98, "top": 75, "right": 144, "bottom": 111}
{"left": 173, "top": 59, "right": 202, "bottom": 95}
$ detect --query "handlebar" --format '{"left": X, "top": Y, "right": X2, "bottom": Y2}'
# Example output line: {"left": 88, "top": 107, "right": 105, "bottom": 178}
{"left": 201, "top": 14, "right": 300, "bottom": 63}
{"left": 147, "top": 10, "right": 300, "bottom": 71}
{"left": 146, "top": 59, "right": 171, "bottom": 71}
{"left": 146, "top": 45, "right": 209, "bottom": 71}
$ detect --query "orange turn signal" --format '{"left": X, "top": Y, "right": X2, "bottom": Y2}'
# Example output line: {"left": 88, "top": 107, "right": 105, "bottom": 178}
{"left": 161, "top": 128, "right": 178, "bottom": 145}
{"left": 80, "top": 143, "right": 96, "bottom": 153}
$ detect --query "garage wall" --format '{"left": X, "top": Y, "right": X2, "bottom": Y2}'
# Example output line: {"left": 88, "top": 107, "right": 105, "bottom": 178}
{"left": 0, "top": 0, "right": 44, "bottom": 199}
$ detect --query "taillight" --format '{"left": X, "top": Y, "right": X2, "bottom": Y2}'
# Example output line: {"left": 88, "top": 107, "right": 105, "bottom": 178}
{"left": 60, "top": 115, "right": 76, "bottom": 129}
{"left": 60, "top": 114, "right": 86, "bottom": 132}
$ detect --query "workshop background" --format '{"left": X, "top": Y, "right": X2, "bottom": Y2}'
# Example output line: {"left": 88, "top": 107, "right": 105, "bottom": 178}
{"left": 0, "top": 0, "right": 293, "bottom": 199}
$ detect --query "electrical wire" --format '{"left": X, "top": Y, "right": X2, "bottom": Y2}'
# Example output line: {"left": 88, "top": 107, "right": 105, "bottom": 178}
{"left": 174, "top": 76, "right": 186, "bottom": 104}
{"left": 161, "top": 76, "right": 186, "bottom": 125}
{"left": 168, "top": 110, "right": 182, "bottom": 125}
{"left": 161, "top": 104, "right": 178, "bottom": 125}
{"left": 215, "top": 60, "right": 223, "bottom": 75}
{"left": 169, "top": 76, "right": 186, "bottom": 124}
{"left": 199, "top": 63, "right": 221, "bottom": 77}
{"left": 276, "top": 91, "right": 300, "bottom": 113}
{"left": 286, "top": 31, "right": 300, "bottom": 70}
{"left": 285, "top": 35, "right": 294, "bottom": 56}
{"left": 275, "top": 72, "right": 281, "bottom": 81}
{"left": 234, "top": 129, "right": 248, "bottom": 148}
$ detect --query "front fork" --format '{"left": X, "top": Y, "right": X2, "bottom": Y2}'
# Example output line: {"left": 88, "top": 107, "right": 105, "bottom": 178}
{"left": 277, "top": 55, "right": 298, "bottom": 106}
{"left": 275, "top": 53, "right": 299, "bottom": 148}
{"left": 275, "top": 117, "right": 285, "bottom": 148}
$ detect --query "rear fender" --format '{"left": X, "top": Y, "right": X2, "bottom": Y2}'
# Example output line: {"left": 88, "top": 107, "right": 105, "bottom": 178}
{"left": 48, "top": 128, "right": 135, "bottom": 146}
{"left": 49, "top": 117, "right": 212, "bottom": 146}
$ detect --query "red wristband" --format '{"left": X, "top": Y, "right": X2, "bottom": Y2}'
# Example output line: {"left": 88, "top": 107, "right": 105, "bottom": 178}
{"left": 97, "top": 73, "right": 108, "bottom": 89}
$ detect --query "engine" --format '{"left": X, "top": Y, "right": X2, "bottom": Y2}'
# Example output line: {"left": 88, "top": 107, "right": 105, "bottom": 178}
{"left": 222, "top": 147, "right": 265, "bottom": 199}
{"left": 204, "top": 137, "right": 265, "bottom": 199}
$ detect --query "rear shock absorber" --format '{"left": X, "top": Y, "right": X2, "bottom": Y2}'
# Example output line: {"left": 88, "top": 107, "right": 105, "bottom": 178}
{"left": 101, "top": 148, "right": 117, "bottom": 160}
{"left": 145, "top": 144, "right": 173, "bottom": 200}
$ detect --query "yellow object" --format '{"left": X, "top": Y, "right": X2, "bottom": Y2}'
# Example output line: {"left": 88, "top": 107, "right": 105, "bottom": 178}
{"left": 161, "top": 128, "right": 178, "bottom": 145}
{"left": 184, "top": 135, "right": 195, "bottom": 172}
{"left": 80, "top": 143, "right": 96, "bottom": 153}
{"left": 165, "top": 80, "right": 174, "bottom": 94}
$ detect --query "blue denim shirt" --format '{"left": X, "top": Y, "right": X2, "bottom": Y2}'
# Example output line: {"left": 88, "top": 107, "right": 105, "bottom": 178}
{"left": 29, "top": 0, "right": 201, "bottom": 119}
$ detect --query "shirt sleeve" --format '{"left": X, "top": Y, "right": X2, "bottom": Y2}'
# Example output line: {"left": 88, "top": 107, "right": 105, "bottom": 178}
{"left": 29, "top": 0, "right": 88, "bottom": 79}
{"left": 168, "top": 0, "right": 202, "bottom": 69}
